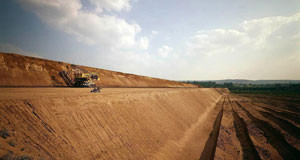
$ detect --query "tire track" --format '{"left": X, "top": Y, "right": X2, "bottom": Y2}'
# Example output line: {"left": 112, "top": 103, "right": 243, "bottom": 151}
{"left": 236, "top": 101, "right": 300, "bottom": 160}
{"left": 231, "top": 97, "right": 282, "bottom": 160}
{"left": 214, "top": 97, "right": 243, "bottom": 160}
{"left": 200, "top": 97, "right": 224, "bottom": 160}
{"left": 258, "top": 106, "right": 300, "bottom": 125}
{"left": 257, "top": 101, "right": 300, "bottom": 113}
{"left": 259, "top": 111, "right": 300, "bottom": 139}
{"left": 232, "top": 106, "right": 261, "bottom": 160}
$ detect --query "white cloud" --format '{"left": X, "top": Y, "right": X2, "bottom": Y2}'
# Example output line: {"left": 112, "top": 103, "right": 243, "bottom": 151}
{"left": 158, "top": 45, "right": 173, "bottom": 58}
{"left": 12, "top": 1, "right": 300, "bottom": 80}
{"left": 151, "top": 30, "right": 159, "bottom": 35}
{"left": 84, "top": 12, "right": 300, "bottom": 80}
{"left": 188, "top": 13, "right": 300, "bottom": 56}
{"left": 149, "top": 30, "right": 159, "bottom": 39}
{"left": 240, "top": 13, "right": 300, "bottom": 49}
{"left": 17, "top": 0, "right": 146, "bottom": 50}
{"left": 187, "top": 29, "right": 249, "bottom": 56}
{"left": 88, "top": 0, "right": 131, "bottom": 13}
{"left": 138, "top": 36, "right": 149, "bottom": 50}
{"left": 184, "top": 12, "right": 300, "bottom": 79}
{"left": 106, "top": 12, "right": 300, "bottom": 80}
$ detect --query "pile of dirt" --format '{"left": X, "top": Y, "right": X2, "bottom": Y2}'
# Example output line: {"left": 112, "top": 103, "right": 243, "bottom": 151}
{"left": 0, "top": 52, "right": 196, "bottom": 88}
{"left": 0, "top": 88, "right": 227, "bottom": 159}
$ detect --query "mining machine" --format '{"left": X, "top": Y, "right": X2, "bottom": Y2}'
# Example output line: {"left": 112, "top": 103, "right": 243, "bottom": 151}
{"left": 60, "top": 70, "right": 100, "bottom": 89}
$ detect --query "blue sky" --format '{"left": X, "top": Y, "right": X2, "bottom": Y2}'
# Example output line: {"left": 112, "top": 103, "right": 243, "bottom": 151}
{"left": 0, "top": 0, "right": 299, "bottom": 80}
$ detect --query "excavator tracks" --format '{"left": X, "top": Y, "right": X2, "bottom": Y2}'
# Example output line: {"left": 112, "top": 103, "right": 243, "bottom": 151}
{"left": 203, "top": 94, "right": 300, "bottom": 160}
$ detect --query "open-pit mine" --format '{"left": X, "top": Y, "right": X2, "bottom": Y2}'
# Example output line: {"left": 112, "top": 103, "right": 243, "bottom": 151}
{"left": 0, "top": 53, "right": 300, "bottom": 160}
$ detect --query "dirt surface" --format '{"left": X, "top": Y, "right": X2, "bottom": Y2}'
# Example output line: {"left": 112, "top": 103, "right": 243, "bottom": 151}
{"left": 214, "top": 96, "right": 243, "bottom": 160}
{"left": 1, "top": 53, "right": 299, "bottom": 160}
{"left": 214, "top": 94, "right": 300, "bottom": 160}
{"left": 0, "top": 53, "right": 196, "bottom": 88}
{"left": 1, "top": 88, "right": 299, "bottom": 159}
{"left": 0, "top": 88, "right": 227, "bottom": 159}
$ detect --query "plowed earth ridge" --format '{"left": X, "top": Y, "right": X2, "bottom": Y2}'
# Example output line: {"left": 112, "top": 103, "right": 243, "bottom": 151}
{"left": 214, "top": 95, "right": 300, "bottom": 160}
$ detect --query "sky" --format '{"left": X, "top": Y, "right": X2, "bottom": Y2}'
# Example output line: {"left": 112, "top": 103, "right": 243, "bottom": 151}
{"left": 0, "top": 0, "right": 299, "bottom": 80}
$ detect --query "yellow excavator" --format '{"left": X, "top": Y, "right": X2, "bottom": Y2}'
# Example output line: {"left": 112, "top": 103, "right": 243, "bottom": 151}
{"left": 60, "top": 70, "right": 101, "bottom": 92}
{"left": 74, "top": 72, "right": 101, "bottom": 92}
{"left": 74, "top": 72, "right": 99, "bottom": 87}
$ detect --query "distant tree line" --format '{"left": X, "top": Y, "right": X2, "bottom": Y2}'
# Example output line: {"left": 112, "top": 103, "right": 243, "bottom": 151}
{"left": 184, "top": 81, "right": 300, "bottom": 96}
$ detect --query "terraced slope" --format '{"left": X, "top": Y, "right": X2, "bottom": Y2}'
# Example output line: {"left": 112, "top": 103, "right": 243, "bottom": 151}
{"left": 0, "top": 53, "right": 196, "bottom": 88}
{"left": 0, "top": 88, "right": 227, "bottom": 159}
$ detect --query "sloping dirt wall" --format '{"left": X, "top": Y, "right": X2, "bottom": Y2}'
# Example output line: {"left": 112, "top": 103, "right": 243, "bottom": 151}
{"left": 0, "top": 88, "right": 226, "bottom": 159}
{"left": 0, "top": 53, "right": 196, "bottom": 88}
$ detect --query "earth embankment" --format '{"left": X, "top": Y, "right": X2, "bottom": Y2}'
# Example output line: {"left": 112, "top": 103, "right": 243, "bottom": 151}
{"left": 0, "top": 53, "right": 196, "bottom": 88}
{"left": 0, "top": 88, "right": 227, "bottom": 159}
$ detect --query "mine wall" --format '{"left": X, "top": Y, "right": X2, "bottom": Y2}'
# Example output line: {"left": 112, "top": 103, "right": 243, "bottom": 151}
{"left": 0, "top": 53, "right": 196, "bottom": 88}
{"left": 0, "top": 88, "right": 227, "bottom": 159}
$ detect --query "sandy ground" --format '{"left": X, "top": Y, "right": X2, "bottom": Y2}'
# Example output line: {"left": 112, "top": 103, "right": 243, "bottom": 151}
{"left": 0, "top": 88, "right": 226, "bottom": 160}
{"left": 0, "top": 88, "right": 199, "bottom": 100}
{"left": 1, "top": 88, "right": 299, "bottom": 160}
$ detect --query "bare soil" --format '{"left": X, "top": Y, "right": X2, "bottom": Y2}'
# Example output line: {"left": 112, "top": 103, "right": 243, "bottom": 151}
{"left": 214, "top": 94, "right": 300, "bottom": 160}
{"left": 1, "top": 88, "right": 299, "bottom": 160}
{"left": 0, "top": 88, "right": 227, "bottom": 159}
{"left": 1, "top": 53, "right": 299, "bottom": 159}
{"left": 0, "top": 53, "right": 196, "bottom": 88}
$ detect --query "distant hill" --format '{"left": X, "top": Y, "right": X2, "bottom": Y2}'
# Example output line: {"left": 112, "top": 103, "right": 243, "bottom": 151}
{"left": 195, "top": 79, "right": 300, "bottom": 84}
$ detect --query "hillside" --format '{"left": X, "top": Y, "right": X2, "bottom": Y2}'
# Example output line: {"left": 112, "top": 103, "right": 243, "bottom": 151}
{"left": 0, "top": 88, "right": 227, "bottom": 159}
{"left": 0, "top": 52, "right": 196, "bottom": 88}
